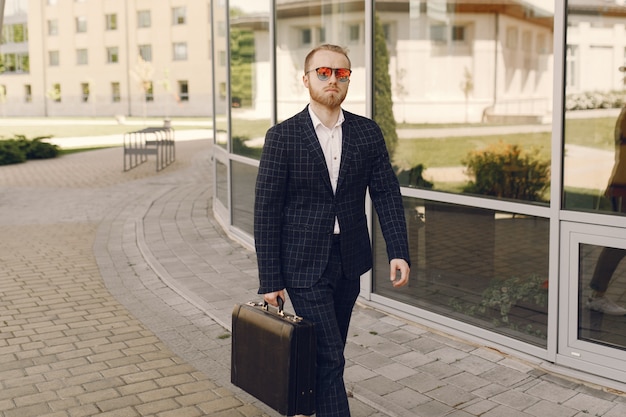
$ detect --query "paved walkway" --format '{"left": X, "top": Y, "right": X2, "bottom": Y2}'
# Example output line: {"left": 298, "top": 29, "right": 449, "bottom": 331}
{"left": 1, "top": 139, "right": 626, "bottom": 417}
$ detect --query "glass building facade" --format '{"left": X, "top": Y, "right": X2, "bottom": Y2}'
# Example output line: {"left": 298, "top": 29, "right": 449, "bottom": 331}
{"left": 211, "top": 0, "right": 626, "bottom": 390}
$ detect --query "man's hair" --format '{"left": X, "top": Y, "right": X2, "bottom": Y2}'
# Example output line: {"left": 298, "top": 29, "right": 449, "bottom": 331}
{"left": 304, "top": 44, "right": 351, "bottom": 73}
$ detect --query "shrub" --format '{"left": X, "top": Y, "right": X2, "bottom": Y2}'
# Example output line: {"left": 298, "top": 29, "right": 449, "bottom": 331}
{"left": 0, "top": 135, "right": 59, "bottom": 165}
{"left": 0, "top": 140, "right": 27, "bottom": 165}
{"left": 462, "top": 141, "right": 550, "bottom": 202}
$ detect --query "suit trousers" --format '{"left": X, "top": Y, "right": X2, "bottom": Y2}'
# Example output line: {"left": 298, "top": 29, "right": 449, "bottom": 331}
{"left": 287, "top": 237, "right": 361, "bottom": 417}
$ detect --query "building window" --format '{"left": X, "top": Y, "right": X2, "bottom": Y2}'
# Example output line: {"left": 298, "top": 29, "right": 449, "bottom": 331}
{"left": 521, "top": 31, "right": 532, "bottom": 52}
{"left": 49, "top": 83, "right": 61, "bottom": 102}
{"left": 81, "top": 83, "right": 89, "bottom": 102}
{"left": 506, "top": 27, "right": 518, "bottom": 49}
{"left": 138, "top": 10, "right": 151, "bottom": 28}
{"left": 138, "top": 44, "right": 152, "bottom": 62}
{"left": 111, "top": 82, "right": 121, "bottom": 102}
{"left": 2, "top": 23, "right": 28, "bottom": 43}
{"left": 76, "top": 49, "right": 88, "bottom": 65}
{"left": 145, "top": 81, "right": 154, "bottom": 102}
{"left": 348, "top": 24, "right": 359, "bottom": 43}
{"left": 107, "top": 47, "right": 119, "bottom": 63}
{"left": 178, "top": 80, "right": 189, "bottom": 101}
{"left": 452, "top": 25, "right": 466, "bottom": 42}
{"left": 47, "top": 0, "right": 57, "bottom": 5}
{"left": 566, "top": 45, "right": 578, "bottom": 90}
{"left": 2, "top": 52, "right": 29, "bottom": 73}
{"left": 48, "top": 19, "right": 58, "bottom": 36}
{"left": 173, "top": 42, "right": 188, "bottom": 61}
{"left": 430, "top": 24, "right": 447, "bottom": 43}
{"left": 537, "top": 34, "right": 548, "bottom": 54}
{"left": 76, "top": 16, "right": 87, "bottom": 33}
{"left": 218, "top": 50, "right": 226, "bottom": 66}
{"left": 24, "top": 84, "right": 32, "bottom": 103}
{"left": 319, "top": 27, "right": 326, "bottom": 43}
{"left": 301, "top": 28, "right": 312, "bottom": 46}
{"left": 49, "top": 50, "right": 59, "bottom": 66}
{"left": 172, "top": 7, "right": 187, "bottom": 25}
{"left": 0, "top": 85, "right": 6, "bottom": 103}
{"left": 106, "top": 14, "right": 117, "bottom": 31}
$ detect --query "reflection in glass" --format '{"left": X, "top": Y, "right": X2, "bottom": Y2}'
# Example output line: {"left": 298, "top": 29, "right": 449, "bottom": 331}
{"left": 373, "top": 198, "right": 549, "bottom": 347}
{"left": 373, "top": 1, "right": 553, "bottom": 204}
{"left": 216, "top": 159, "right": 229, "bottom": 209}
{"left": 213, "top": 0, "right": 228, "bottom": 149}
{"left": 276, "top": 0, "right": 367, "bottom": 122}
{"left": 563, "top": 3, "right": 626, "bottom": 213}
{"left": 579, "top": 243, "right": 626, "bottom": 349}
{"left": 230, "top": 0, "right": 272, "bottom": 159}
{"left": 232, "top": 161, "right": 258, "bottom": 235}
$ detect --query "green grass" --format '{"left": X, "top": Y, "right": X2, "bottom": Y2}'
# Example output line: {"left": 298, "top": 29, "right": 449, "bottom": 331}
{"left": 393, "top": 132, "right": 551, "bottom": 169}
{"left": 230, "top": 117, "right": 272, "bottom": 139}
{"left": 563, "top": 117, "right": 615, "bottom": 150}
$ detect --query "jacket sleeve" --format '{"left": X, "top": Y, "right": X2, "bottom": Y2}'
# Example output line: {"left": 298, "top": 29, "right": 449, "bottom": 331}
{"left": 368, "top": 123, "right": 411, "bottom": 266}
{"left": 254, "top": 126, "right": 289, "bottom": 293}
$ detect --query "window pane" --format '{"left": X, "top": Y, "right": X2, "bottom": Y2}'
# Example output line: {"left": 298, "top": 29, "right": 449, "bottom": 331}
{"left": 579, "top": 243, "right": 626, "bottom": 349}
{"left": 178, "top": 80, "right": 189, "bottom": 101}
{"left": 76, "top": 16, "right": 87, "bottom": 33}
{"left": 216, "top": 159, "right": 229, "bottom": 208}
{"left": 172, "top": 7, "right": 186, "bottom": 25}
{"left": 76, "top": 49, "right": 88, "bottom": 65}
{"left": 173, "top": 42, "right": 188, "bottom": 61}
{"left": 374, "top": 1, "right": 553, "bottom": 205}
{"left": 111, "top": 82, "right": 121, "bottom": 102}
{"left": 48, "top": 20, "right": 58, "bottom": 36}
{"left": 276, "top": 0, "right": 366, "bottom": 121}
{"left": 138, "top": 45, "right": 152, "bottom": 61}
{"left": 106, "top": 14, "right": 117, "bottom": 31}
{"left": 229, "top": 0, "right": 271, "bottom": 159}
{"left": 232, "top": 161, "right": 257, "bottom": 235}
{"left": 107, "top": 47, "right": 119, "bottom": 63}
{"left": 81, "top": 83, "right": 89, "bottom": 102}
{"left": 373, "top": 198, "right": 550, "bottom": 347}
{"left": 49, "top": 50, "right": 59, "bottom": 66}
{"left": 138, "top": 10, "right": 151, "bottom": 28}
{"left": 213, "top": 0, "right": 228, "bottom": 149}
{"left": 563, "top": 4, "right": 626, "bottom": 216}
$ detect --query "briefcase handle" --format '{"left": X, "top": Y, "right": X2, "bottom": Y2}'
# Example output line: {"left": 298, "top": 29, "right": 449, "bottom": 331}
{"left": 246, "top": 297, "right": 304, "bottom": 323}
{"left": 263, "top": 295, "right": 285, "bottom": 316}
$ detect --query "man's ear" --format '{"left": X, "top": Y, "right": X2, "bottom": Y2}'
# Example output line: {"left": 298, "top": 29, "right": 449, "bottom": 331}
{"left": 302, "top": 74, "right": 309, "bottom": 88}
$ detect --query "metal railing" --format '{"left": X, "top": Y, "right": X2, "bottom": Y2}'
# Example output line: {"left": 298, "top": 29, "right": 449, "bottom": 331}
{"left": 123, "top": 127, "right": 175, "bottom": 172}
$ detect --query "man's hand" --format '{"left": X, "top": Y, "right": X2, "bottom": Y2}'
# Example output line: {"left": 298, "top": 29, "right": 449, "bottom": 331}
{"left": 390, "top": 259, "right": 410, "bottom": 288}
{"left": 263, "top": 289, "right": 286, "bottom": 307}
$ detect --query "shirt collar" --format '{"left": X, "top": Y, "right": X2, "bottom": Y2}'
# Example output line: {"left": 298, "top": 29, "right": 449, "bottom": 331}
{"left": 308, "top": 106, "right": 345, "bottom": 130}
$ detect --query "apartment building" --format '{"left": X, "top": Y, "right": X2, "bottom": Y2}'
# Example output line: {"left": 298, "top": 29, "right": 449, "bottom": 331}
{"left": 0, "top": 0, "right": 214, "bottom": 117}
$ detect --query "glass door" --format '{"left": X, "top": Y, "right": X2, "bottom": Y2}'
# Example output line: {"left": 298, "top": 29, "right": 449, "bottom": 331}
{"left": 559, "top": 222, "right": 626, "bottom": 384}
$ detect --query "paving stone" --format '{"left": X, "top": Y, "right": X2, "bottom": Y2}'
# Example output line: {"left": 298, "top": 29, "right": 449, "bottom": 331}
{"left": 2, "top": 133, "right": 626, "bottom": 417}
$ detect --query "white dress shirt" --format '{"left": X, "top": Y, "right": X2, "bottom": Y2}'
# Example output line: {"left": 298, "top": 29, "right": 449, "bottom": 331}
{"left": 309, "top": 106, "right": 344, "bottom": 234}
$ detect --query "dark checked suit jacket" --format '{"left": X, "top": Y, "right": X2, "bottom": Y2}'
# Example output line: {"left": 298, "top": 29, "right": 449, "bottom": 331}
{"left": 254, "top": 106, "right": 410, "bottom": 294}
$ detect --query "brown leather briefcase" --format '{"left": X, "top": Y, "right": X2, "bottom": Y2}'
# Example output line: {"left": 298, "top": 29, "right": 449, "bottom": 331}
{"left": 231, "top": 299, "right": 316, "bottom": 416}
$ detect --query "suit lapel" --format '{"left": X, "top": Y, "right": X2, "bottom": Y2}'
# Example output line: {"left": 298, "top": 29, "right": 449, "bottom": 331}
{"left": 337, "top": 113, "right": 353, "bottom": 194}
{"left": 298, "top": 108, "right": 334, "bottom": 194}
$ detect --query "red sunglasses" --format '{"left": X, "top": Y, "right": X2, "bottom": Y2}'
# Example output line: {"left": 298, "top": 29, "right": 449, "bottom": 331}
{"left": 306, "top": 67, "right": 352, "bottom": 82}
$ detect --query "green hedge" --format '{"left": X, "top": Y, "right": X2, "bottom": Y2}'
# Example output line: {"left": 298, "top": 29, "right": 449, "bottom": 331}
{"left": 0, "top": 135, "right": 59, "bottom": 166}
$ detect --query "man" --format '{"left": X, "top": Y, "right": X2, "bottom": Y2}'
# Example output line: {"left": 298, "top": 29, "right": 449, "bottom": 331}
{"left": 254, "top": 44, "right": 411, "bottom": 417}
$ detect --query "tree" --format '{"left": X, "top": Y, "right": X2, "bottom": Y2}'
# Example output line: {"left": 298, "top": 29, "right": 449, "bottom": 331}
{"left": 130, "top": 55, "right": 154, "bottom": 121}
{"left": 373, "top": 14, "right": 399, "bottom": 156}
